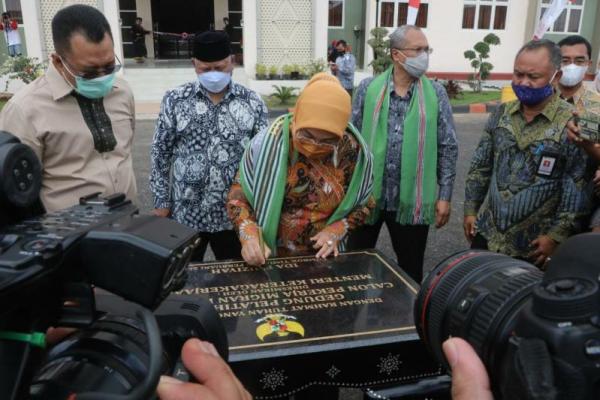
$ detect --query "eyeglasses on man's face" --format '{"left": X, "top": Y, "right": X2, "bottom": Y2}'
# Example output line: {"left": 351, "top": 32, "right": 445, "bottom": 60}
{"left": 61, "top": 54, "right": 122, "bottom": 80}
{"left": 394, "top": 47, "right": 434, "bottom": 56}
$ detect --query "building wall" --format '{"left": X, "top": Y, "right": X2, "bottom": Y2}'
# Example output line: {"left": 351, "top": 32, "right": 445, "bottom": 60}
{"left": 327, "top": 0, "right": 366, "bottom": 68}
{"left": 214, "top": 0, "right": 229, "bottom": 30}
{"left": 256, "top": 0, "right": 314, "bottom": 68}
{"left": 419, "top": 0, "right": 530, "bottom": 76}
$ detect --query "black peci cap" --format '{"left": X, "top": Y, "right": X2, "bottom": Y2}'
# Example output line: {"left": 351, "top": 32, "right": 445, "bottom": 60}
{"left": 193, "top": 31, "right": 231, "bottom": 62}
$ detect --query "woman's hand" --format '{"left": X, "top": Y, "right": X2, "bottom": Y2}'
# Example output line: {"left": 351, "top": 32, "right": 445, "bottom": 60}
{"left": 311, "top": 230, "right": 340, "bottom": 259}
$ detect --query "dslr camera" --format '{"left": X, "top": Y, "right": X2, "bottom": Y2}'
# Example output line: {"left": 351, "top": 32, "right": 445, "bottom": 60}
{"left": 415, "top": 235, "right": 600, "bottom": 399}
{"left": 0, "top": 132, "right": 227, "bottom": 399}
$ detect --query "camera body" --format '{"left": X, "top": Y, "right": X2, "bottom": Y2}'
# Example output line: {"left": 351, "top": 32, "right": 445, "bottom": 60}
{"left": 576, "top": 114, "right": 600, "bottom": 143}
{"left": 0, "top": 132, "right": 227, "bottom": 399}
{"left": 415, "top": 235, "right": 600, "bottom": 399}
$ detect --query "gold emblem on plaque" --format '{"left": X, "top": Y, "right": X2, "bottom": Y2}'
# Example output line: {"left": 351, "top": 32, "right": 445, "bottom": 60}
{"left": 255, "top": 314, "right": 305, "bottom": 341}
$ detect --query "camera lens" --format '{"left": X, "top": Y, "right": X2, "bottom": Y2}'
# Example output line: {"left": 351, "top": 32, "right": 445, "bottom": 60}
{"left": 414, "top": 250, "right": 543, "bottom": 370}
{"left": 29, "top": 315, "right": 169, "bottom": 399}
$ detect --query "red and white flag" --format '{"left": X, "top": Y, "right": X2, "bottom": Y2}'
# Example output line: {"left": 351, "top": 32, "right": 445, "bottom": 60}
{"left": 407, "top": 0, "right": 421, "bottom": 26}
{"left": 533, "top": 0, "right": 574, "bottom": 39}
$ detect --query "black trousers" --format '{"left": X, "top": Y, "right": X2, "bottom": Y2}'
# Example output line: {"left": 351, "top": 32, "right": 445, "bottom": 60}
{"left": 471, "top": 233, "right": 489, "bottom": 250}
{"left": 192, "top": 230, "right": 242, "bottom": 262}
{"left": 347, "top": 211, "right": 429, "bottom": 283}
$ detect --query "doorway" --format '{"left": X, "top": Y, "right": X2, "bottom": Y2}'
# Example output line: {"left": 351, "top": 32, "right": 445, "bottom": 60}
{"left": 151, "top": 0, "right": 215, "bottom": 59}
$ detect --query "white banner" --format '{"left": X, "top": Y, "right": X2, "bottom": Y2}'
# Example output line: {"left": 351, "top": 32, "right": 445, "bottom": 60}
{"left": 407, "top": 0, "right": 421, "bottom": 26}
{"left": 533, "top": 0, "right": 571, "bottom": 39}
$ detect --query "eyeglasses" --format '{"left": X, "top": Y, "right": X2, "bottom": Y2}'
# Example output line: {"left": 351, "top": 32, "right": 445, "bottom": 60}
{"left": 297, "top": 131, "right": 339, "bottom": 146}
{"left": 394, "top": 47, "right": 434, "bottom": 55}
{"left": 61, "top": 54, "right": 122, "bottom": 80}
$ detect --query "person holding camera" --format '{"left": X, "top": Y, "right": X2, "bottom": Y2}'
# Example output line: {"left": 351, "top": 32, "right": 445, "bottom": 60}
{"left": 464, "top": 40, "right": 591, "bottom": 267}
{"left": 155, "top": 337, "right": 490, "bottom": 400}
{"left": 0, "top": 5, "right": 137, "bottom": 213}
{"left": 556, "top": 36, "right": 600, "bottom": 234}
{"left": 0, "top": 12, "right": 21, "bottom": 57}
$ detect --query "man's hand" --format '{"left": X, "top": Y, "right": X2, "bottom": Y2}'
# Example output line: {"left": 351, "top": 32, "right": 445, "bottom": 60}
{"left": 463, "top": 216, "right": 477, "bottom": 243}
{"left": 566, "top": 112, "right": 582, "bottom": 144}
{"left": 311, "top": 231, "right": 340, "bottom": 259}
{"left": 241, "top": 237, "right": 271, "bottom": 267}
{"left": 529, "top": 235, "right": 558, "bottom": 267}
{"left": 153, "top": 208, "right": 171, "bottom": 218}
{"left": 443, "top": 338, "right": 493, "bottom": 400}
{"left": 436, "top": 200, "right": 451, "bottom": 228}
{"left": 157, "top": 339, "right": 252, "bottom": 400}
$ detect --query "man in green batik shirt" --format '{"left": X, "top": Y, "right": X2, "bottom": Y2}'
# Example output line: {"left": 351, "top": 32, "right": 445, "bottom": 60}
{"left": 464, "top": 40, "right": 591, "bottom": 267}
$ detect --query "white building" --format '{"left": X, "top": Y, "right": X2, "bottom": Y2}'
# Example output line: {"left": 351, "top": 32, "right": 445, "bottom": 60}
{"left": 12, "top": 0, "right": 600, "bottom": 83}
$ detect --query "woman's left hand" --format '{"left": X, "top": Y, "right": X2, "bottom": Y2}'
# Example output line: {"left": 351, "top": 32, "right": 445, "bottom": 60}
{"left": 310, "top": 231, "right": 340, "bottom": 259}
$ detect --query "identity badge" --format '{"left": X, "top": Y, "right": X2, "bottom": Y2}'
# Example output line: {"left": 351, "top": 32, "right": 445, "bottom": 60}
{"left": 537, "top": 155, "right": 557, "bottom": 176}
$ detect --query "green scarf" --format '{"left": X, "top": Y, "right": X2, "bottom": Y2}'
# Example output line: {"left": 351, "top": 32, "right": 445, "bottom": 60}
{"left": 239, "top": 114, "right": 374, "bottom": 254}
{"left": 361, "top": 67, "right": 438, "bottom": 225}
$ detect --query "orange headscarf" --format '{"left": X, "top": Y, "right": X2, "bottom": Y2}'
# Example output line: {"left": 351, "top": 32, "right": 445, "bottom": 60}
{"left": 292, "top": 73, "right": 351, "bottom": 139}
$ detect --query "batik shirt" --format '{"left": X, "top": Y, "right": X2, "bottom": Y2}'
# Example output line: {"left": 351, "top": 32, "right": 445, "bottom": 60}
{"left": 150, "top": 81, "right": 268, "bottom": 232}
{"left": 227, "top": 131, "right": 375, "bottom": 256}
{"left": 352, "top": 76, "right": 458, "bottom": 207}
{"left": 465, "top": 94, "right": 591, "bottom": 257}
{"left": 335, "top": 53, "right": 356, "bottom": 90}
{"left": 566, "top": 84, "right": 600, "bottom": 115}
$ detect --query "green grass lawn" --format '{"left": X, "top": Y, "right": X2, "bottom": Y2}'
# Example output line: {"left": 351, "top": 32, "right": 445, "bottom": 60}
{"left": 262, "top": 95, "right": 298, "bottom": 110}
{"left": 450, "top": 91, "right": 501, "bottom": 106}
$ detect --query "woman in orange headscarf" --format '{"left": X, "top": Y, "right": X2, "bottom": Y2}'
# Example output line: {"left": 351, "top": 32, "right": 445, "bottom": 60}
{"left": 227, "top": 73, "right": 375, "bottom": 266}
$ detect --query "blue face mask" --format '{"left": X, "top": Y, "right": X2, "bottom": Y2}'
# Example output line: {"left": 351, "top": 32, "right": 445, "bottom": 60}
{"left": 198, "top": 71, "right": 231, "bottom": 93}
{"left": 512, "top": 72, "right": 557, "bottom": 106}
{"left": 61, "top": 58, "right": 116, "bottom": 99}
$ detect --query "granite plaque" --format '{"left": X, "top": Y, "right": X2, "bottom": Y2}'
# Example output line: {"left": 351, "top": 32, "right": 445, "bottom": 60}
{"left": 182, "top": 250, "right": 441, "bottom": 398}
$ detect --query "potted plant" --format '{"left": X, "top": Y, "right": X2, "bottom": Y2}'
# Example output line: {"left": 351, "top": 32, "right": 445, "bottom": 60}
{"left": 268, "top": 65, "right": 279, "bottom": 80}
{"left": 306, "top": 58, "right": 327, "bottom": 78}
{"left": 290, "top": 64, "right": 301, "bottom": 80}
{"left": 271, "top": 85, "right": 298, "bottom": 105}
{"left": 255, "top": 63, "right": 267, "bottom": 80}
{"left": 282, "top": 64, "right": 293, "bottom": 80}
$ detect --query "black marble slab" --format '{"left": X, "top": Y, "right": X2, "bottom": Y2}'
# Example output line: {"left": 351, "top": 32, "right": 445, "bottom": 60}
{"left": 182, "top": 250, "right": 442, "bottom": 398}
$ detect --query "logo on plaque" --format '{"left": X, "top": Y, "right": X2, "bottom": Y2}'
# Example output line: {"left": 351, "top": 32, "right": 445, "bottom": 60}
{"left": 255, "top": 314, "right": 305, "bottom": 341}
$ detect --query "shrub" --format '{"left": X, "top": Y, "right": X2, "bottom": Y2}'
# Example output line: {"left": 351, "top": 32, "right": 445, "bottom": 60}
{"left": 305, "top": 58, "right": 327, "bottom": 77}
{"left": 368, "top": 27, "right": 392, "bottom": 75}
{"left": 0, "top": 56, "right": 46, "bottom": 91}
{"left": 464, "top": 33, "right": 501, "bottom": 93}
{"left": 255, "top": 63, "right": 267, "bottom": 79}
{"left": 271, "top": 85, "right": 298, "bottom": 104}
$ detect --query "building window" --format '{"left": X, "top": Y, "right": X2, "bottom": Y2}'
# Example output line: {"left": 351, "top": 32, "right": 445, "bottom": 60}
{"left": 462, "top": 0, "right": 508, "bottom": 30}
{"left": 328, "top": 0, "right": 344, "bottom": 28}
{"left": 3, "top": 0, "right": 22, "bottom": 24}
{"left": 540, "top": 0, "right": 584, "bottom": 34}
{"left": 379, "top": 0, "right": 429, "bottom": 29}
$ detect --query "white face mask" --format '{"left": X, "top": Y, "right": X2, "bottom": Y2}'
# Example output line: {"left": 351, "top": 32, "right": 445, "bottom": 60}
{"left": 559, "top": 63, "right": 588, "bottom": 87}
{"left": 595, "top": 71, "right": 600, "bottom": 93}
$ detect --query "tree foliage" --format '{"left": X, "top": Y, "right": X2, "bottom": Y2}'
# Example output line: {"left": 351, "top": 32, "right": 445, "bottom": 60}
{"left": 368, "top": 27, "right": 392, "bottom": 75}
{"left": 464, "top": 33, "right": 501, "bottom": 92}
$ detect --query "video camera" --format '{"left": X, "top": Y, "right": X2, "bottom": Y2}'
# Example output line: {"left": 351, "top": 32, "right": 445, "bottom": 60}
{"left": 0, "top": 132, "right": 227, "bottom": 399}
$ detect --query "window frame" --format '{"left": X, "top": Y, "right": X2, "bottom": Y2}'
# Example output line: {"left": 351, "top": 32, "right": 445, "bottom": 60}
{"left": 377, "top": 0, "right": 429, "bottom": 29}
{"left": 328, "top": 0, "right": 345, "bottom": 29}
{"left": 2, "top": 0, "right": 23, "bottom": 26}
{"left": 538, "top": 0, "right": 585, "bottom": 34}
{"left": 461, "top": 0, "right": 509, "bottom": 31}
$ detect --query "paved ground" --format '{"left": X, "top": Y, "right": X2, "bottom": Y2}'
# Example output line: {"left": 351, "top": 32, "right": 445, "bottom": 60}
{"left": 132, "top": 113, "right": 487, "bottom": 279}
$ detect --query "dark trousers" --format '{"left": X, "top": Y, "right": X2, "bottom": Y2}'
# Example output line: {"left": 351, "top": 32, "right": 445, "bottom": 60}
{"left": 192, "top": 230, "right": 242, "bottom": 262}
{"left": 471, "top": 233, "right": 489, "bottom": 250}
{"left": 347, "top": 211, "right": 429, "bottom": 283}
